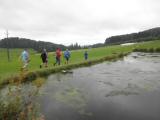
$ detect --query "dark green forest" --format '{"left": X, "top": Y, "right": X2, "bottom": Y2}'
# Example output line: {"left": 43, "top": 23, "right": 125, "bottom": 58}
{"left": 105, "top": 27, "right": 160, "bottom": 45}
{"left": 0, "top": 37, "right": 83, "bottom": 52}
{"left": 0, "top": 37, "right": 67, "bottom": 52}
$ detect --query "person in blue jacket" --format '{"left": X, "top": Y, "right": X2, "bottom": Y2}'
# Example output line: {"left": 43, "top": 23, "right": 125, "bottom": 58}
{"left": 64, "top": 49, "right": 71, "bottom": 64}
{"left": 21, "top": 49, "right": 30, "bottom": 70}
{"left": 84, "top": 51, "right": 88, "bottom": 60}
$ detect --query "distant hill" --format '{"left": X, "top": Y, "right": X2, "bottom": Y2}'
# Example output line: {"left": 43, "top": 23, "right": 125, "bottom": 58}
{"left": 0, "top": 37, "right": 85, "bottom": 52}
{"left": 0, "top": 37, "right": 103, "bottom": 51}
{"left": 0, "top": 37, "right": 67, "bottom": 52}
{"left": 105, "top": 27, "right": 160, "bottom": 45}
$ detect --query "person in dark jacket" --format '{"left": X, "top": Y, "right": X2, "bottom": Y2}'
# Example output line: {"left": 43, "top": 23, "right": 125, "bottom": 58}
{"left": 40, "top": 49, "right": 48, "bottom": 68}
{"left": 84, "top": 51, "right": 88, "bottom": 60}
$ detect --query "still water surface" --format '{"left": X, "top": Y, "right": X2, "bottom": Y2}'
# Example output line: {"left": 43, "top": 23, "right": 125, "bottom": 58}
{"left": 38, "top": 52, "right": 160, "bottom": 120}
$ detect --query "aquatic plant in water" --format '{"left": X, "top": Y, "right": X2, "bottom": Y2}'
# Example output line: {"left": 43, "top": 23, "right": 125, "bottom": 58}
{"left": 0, "top": 80, "right": 45, "bottom": 120}
{"left": 54, "top": 87, "right": 92, "bottom": 116}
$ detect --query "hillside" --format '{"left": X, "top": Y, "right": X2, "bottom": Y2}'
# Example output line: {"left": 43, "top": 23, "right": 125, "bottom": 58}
{"left": 105, "top": 27, "right": 160, "bottom": 45}
{"left": 0, "top": 37, "right": 67, "bottom": 52}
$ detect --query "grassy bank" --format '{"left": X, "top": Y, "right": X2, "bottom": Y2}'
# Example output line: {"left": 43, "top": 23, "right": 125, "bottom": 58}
{"left": 1, "top": 52, "right": 128, "bottom": 87}
{"left": 132, "top": 40, "right": 160, "bottom": 52}
{"left": 0, "top": 40, "right": 160, "bottom": 86}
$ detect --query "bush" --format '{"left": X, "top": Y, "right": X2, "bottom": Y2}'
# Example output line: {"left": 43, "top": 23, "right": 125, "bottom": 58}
{"left": 148, "top": 48, "right": 154, "bottom": 52}
{"left": 155, "top": 48, "right": 160, "bottom": 52}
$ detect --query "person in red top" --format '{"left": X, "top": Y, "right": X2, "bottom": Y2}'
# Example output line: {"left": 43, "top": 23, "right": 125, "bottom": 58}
{"left": 54, "top": 48, "right": 61, "bottom": 66}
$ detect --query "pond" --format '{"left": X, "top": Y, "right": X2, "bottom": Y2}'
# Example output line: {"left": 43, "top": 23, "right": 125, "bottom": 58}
{"left": 1, "top": 52, "right": 160, "bottom": 120}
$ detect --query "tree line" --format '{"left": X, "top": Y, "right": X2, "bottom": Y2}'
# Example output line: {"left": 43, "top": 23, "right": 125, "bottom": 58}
{"left": 0, "top": 37, "right": 86, "bottom": 52}
{"left": 0, "top": 37, "right": 105, "bottom": 52}
{"left": 105, "top": 27, "right": 160, "bottom": 45}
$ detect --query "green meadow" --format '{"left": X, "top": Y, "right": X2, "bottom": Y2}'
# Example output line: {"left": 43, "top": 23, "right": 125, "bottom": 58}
{"left": 0, "top": 40, "right": 160, "bottom": 84}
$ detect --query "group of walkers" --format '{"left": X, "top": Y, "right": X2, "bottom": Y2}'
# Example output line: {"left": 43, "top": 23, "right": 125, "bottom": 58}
{"left": 20, "top": 48, "right": 88, "bottom": 70}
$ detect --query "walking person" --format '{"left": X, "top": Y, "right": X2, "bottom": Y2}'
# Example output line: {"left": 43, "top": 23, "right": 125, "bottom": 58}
{"left": 84, "top": 51, "right": 88, "bottom": 60}
{"left": 64, "top": 49, "right": 70, "bottom": 64}
{"left": 54, "top": 48, "right": 61, "bottom": 66}
{"left": 40, "top": 49, "right": 48, "bottom": 68}
{"left": 21, "top": 49, "right": 30, "bottom": 70}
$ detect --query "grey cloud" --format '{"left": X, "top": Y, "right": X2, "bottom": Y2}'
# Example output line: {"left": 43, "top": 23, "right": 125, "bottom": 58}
{"left": 0, "top": 0, "right": 160, "bottom": 45}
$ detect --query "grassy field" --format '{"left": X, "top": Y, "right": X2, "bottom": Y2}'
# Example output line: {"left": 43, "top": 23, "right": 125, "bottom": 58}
{"left": 0, "top": 40, "right": 160, "bottom": 83}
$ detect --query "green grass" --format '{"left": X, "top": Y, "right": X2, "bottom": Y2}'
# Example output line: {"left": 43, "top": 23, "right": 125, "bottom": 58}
{"left": 132, "top": 40, "right": 160, "bottom": 52}
{"left": 0, "top": 40, "right": 160, "bottom": 84}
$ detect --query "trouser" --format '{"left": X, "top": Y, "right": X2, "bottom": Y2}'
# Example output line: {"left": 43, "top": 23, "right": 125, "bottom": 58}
{"left": 55, "top": 57, "right": 60, "bottom": 65}
{"left": 85, "top": 56, "right": 88, "bottom": 60}
{"left": 23, "top": 60, "right": 28, "bottom": 68}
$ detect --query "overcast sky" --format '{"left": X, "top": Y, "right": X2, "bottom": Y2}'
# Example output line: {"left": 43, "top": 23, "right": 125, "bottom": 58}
{"left": 0, "top": 0, "right": 160, "bottom": 45}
